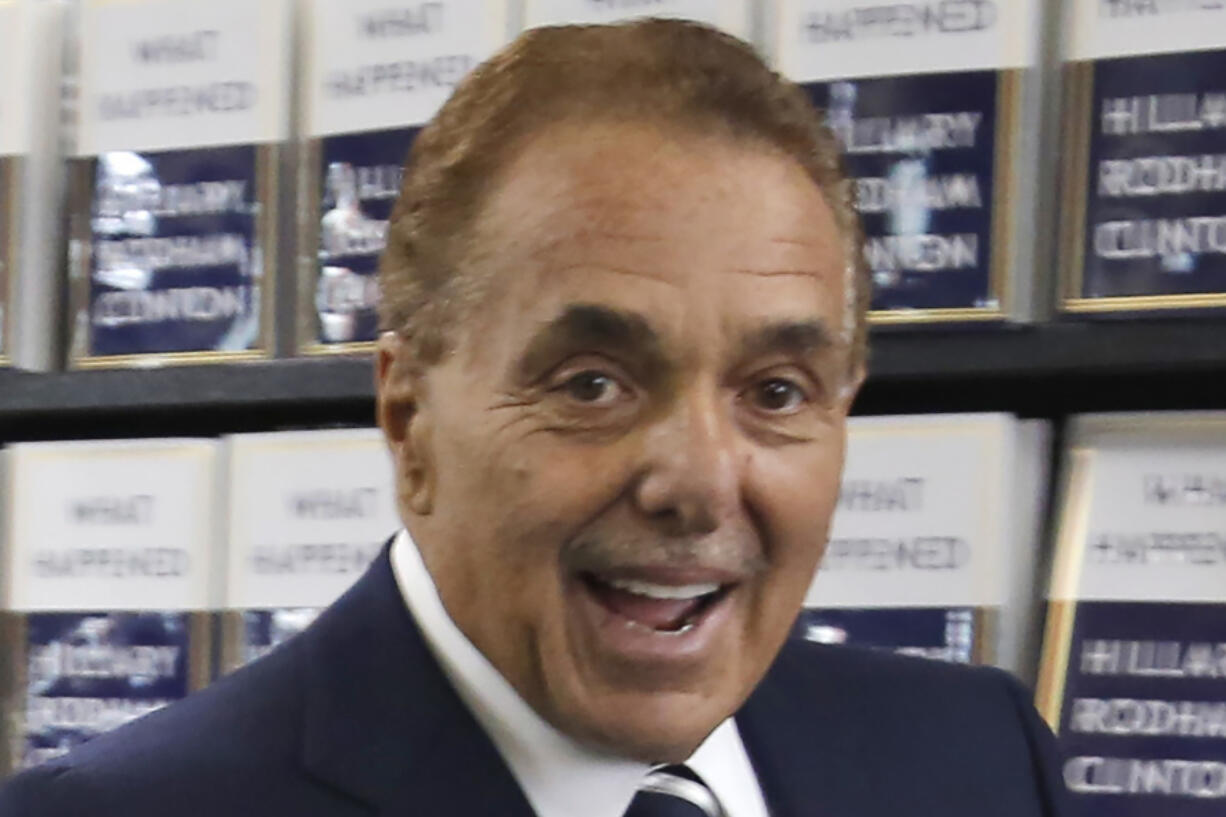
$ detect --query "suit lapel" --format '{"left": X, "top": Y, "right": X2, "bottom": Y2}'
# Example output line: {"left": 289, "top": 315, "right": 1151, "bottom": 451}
{"left": 293, "top": 545, "right": 886, "bottom": 817}
{"left": 736, "top": 642, "right": 871, "bottom": 817}
{"left": 297, "top": 543, "right": 537, "bottom": 817}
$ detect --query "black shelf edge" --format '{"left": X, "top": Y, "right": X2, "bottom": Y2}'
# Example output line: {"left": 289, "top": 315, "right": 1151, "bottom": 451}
{"left": 868, "top": 319, "right": 1226, "bottom": 379}
{"left": 2, "top": 319, "right": 1225, "bottom": 438}
{"left": 0, "top": 357, "right": 375, "bottom": 415}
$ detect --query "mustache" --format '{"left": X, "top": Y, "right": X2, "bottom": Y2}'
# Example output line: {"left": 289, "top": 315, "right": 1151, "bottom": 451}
{"left": 562, "top": 533, "right": 767, "bottom": 578}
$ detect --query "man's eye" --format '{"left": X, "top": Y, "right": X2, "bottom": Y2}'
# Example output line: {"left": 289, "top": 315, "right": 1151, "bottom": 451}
{"left": 749, "top": 378, "right": 807, "bottom": 413}
{"left": 558, "top": 370, "right": 626, "bottom": 405}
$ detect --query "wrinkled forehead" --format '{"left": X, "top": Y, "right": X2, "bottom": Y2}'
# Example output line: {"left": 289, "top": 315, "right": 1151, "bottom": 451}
{"left": 470, "top": 120, "right": 846, "bottom": 302}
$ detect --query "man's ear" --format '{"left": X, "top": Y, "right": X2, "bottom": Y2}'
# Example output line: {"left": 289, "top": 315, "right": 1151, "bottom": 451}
{"left": 376, "top": 332, "right": 434, "bottom": 516}
{"left": 839, "top": 362, "right": 868, "bottom": 413}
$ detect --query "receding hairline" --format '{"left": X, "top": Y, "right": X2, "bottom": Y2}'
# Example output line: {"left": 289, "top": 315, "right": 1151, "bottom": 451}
{"left": 461, "top": 113, "right": 847, "bottom": 255}
{"left": 378, "top": 18, "right": 869, "bottom": 373}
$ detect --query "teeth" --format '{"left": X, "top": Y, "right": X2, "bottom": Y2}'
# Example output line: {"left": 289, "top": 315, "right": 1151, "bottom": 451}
{"left": 606, "top": 578, "right": 721, "bottom": 600}
{"left": 623, "top": 619, "right": 696, "bottom": 636}
{"left": 660, "top": 622, "right": 696, "bottom": 636}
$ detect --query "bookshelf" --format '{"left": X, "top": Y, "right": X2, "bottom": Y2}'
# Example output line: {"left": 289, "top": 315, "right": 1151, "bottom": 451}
{"left": 3, "top": 318, "right": 1224, "bottom": 441}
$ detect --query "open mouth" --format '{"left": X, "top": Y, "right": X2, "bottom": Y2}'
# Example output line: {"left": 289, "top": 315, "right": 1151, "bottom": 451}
{"left": 580, "top": 572, "right": 733, "bottom": 635}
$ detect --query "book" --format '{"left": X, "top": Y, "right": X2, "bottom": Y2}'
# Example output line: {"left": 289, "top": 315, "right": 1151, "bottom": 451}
{"left": 296, "top": 0, "right": 511, "bottom": 354}
{"left": 1059, "top": 2, "right": 1226, "bottom": 314}
{"left": 219, "top": 428, "right": 399, "bottom": 673}
{"left": 1036, "top": 412, "right": 1226, "bottom": 813}
{"left": 0, "top": 0, "right": 65, "bottom": 371}
{"left": 798, "top": 413, "right": 1051, "bottom": 681}
{"left": 64, "top": 0, "right": 292, "bottom": 367}
{"left": 768, "top": 0, "right": 1057, "bottom": 324}
{"left": 0, "top": 439, "right": 218, "bottom": 773}
{"left": 521, "top": 0, "right": 753, "bottom": 39}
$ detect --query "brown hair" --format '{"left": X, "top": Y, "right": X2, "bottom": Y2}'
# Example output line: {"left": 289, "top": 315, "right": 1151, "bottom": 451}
{"left": 378, "top": 18, "right": 868, "bottom": 371}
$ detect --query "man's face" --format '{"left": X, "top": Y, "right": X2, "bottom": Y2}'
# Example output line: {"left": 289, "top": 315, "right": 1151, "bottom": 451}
{"left": 378, "top": 121, "right": 860, "bottom": 762}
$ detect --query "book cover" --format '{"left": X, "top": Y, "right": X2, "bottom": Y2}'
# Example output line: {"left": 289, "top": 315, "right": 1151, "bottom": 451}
{"left": 64, "top": 0, "right": 291, "bottom": 367}
{"left": 219, "top": 428, "right": 399, "bottom": 673}
{"left": 0, "top": 439, "right": 218, "bottom": 773}
{"left": 1036, "top": 412, "right": 1226, "bottom": 814}
{"left": 799, "top": 413, "right": 1051, "bottom": 680}
{"left": 0, "top": 0, "right": 65, "bottom": 371}
{"left": 770, "top": 0, "right": 1056, "bottom": 324}
{"left": 296, "top": 0, "right": 511, "bottom": 355}
{"left": 1059, "top": 3, "right": 1226, "bottom": 314}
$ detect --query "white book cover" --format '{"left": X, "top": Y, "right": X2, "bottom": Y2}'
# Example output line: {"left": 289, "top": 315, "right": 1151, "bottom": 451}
{"left": 0, "top": 438, "right": 219, "bottom": 771}
{"left": 66, "top": 0, "right": 293, "bottom": 367}
{"left": 297, "top": 0, "right": 512, "bottom": 354}
{"left": 1036, "top": 412, "right": 1226, "bottom": 811}
{"left": 800, "top": 413, "right": 1050, "bottom": 678}
{"left": 220, "top": 428, "right": 399, "bottom": 670}
{"left": 0, "top": 0, "right": 65, "bottom": 371}
{"left": 769, "top": 0, "right": 1057, "bottom": 325}
{"left": 1068, "top": 0, "right": 1226, "bottom": 62}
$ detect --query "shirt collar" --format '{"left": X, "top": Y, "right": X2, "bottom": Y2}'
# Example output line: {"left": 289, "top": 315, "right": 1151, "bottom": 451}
{"left": 389, "top": 530, "right": 768, "bottom": 817}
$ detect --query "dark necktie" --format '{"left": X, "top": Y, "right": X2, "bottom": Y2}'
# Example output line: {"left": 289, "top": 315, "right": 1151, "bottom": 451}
{"left": 623, "top": 765, "right": 725, "bottom": 817}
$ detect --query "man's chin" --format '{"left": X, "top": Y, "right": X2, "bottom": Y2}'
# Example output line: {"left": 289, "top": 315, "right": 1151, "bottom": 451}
{"left": 558, "top": 692, "right": 731, "bottom": 764}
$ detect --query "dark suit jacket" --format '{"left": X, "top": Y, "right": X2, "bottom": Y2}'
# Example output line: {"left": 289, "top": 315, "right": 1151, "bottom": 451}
{"left": 0, "top": 546, "right": 1071, "bottom": 816}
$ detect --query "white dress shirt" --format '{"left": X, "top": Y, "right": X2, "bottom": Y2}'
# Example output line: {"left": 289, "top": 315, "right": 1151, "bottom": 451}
{"left": 390, "top": 530, "right": 771, "bottom": 817}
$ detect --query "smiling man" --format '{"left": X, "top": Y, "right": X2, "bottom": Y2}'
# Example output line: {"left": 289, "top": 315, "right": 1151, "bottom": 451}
{"left": 0, "top": 19, "right": 1068, "bottom": 817}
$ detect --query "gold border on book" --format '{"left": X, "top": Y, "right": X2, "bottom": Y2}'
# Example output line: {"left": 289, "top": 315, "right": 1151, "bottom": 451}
{"left": 1064, "top": 292, "right": 1226, "bottom": 311}
{"left": 295, "top": 136, "right": 325, "bottom": 356}
{"left": 867, "top": 69, "right": 1021, "bottom": 325}
{"left": 0, "top": 614, "right": 27, "bottom": 775}
{"left": 1058, "top": 60, "right": 1226, "bottom": 313}
{"left": 218, "top": 609, "right": 247, "bottom": 678}
{"left": 1035, "top": 599, "right": 1077, "bottom": 732}
{"left": 68, "top": 144, "right": 280, "bottom": 369}
{"left": 0, "top": 156, "right": 18, "bottom": 366}
{"left": 1034, "top": 446, "right": 1095, "bottom": 731}
{"left": 298, "top": 340, "right": 377, "bottom": 356}
{"left": 971, "top": 605, "right": 999, "bottom": 665}
{"left": 187, "top": 611, "right": 213, "bottom": 692}
{"left": 1058, "top": 62, "right": 1094, "bottom": 313}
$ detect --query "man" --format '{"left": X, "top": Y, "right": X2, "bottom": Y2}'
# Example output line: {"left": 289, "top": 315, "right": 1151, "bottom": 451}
{"left": 0, "top": 20, "right": 1069, "bottom": 817}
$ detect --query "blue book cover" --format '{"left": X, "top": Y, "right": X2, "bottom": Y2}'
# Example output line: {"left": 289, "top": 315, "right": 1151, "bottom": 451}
{"left": 805, "top": 71, "right": 1003, "bottom": 315}
{"left": 793, "top": 606, "right": 979, "bottom": 664}
{"left": 238, "top": 608, "right": 321, "bottom": 667}
{"left": 1064, "top": 47, "right": 1226, "bottom": 312}
{"left": 1050, "top": 601, "right": 1226, "bottom": 814}
{"left": 771, "top": 0, "right": 1048, "bottom": 323}
{"left": 17, "top": 611, "right": 203, "bottom": 770}
{"left": 70, "top": 145, "right": 274, "bottom": 363}
{"left": 1038, "top": 413, "right": 1226, "bottom": 813}
{"left": 300, "top": 127, "right": 415, "bottom": 351}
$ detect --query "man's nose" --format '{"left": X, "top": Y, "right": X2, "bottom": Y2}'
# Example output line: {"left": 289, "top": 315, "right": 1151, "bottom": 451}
{"left": 632, "top": 391, "right": 742, "bottom": 536}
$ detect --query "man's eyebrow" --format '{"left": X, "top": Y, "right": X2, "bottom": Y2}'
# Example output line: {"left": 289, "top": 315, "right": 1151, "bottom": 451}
{"left": 737, "top": 319, "right": 840, "bottom": 362}
{"left": 514, "top": 304, "right": 666, "bottom": 379}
